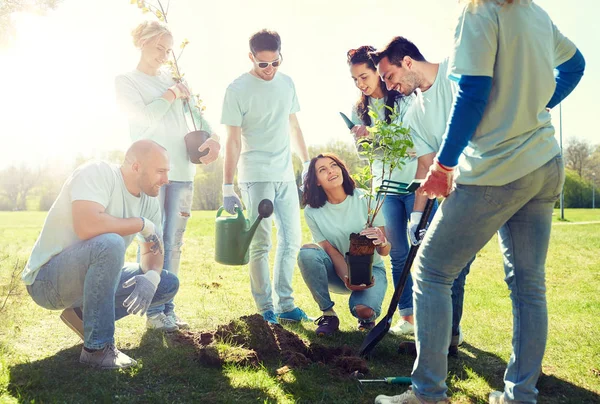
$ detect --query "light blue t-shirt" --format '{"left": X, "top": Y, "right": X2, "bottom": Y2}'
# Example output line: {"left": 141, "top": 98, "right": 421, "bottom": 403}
{"left": 449, "top": 1, "right": 576, "bottom": 185}
{"left": 350, "top": 95, "right": 417, "bottom": 189}
{"left": 115, "top": 69, "right": 213, "bottom": 182}
{"left": 221, "top": 72, "right": 300, "bottom": 183}
{"left": 22, "top": 161, "right": 162, "bottom": 285}
{"left": 304, "top": 189, "right": 386, "bottom": 268}
{"left": 404, "top": 59, "right": 456, "bottom": 160}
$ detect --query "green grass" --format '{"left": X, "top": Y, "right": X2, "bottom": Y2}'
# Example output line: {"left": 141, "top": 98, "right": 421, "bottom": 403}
{"left": 552, "top": 208, "right": 600, "bottom": 222}
{"left": 1, "top": 210, "right": 599, "bottom": 403}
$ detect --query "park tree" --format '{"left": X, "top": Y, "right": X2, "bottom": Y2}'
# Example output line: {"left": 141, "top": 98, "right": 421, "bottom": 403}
{"left": 0, "top": 0, "right": 62, "bottom": 48}
{"left": 565, "top": 137, "right": 592, "bottom": 178}
{"left": 0, "top": 165, "right": 39, "bottom": 210}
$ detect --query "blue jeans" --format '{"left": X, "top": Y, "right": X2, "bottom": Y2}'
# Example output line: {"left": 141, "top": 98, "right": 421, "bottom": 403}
{"left": 240, "top": 181, "right": 301, "bottom": 314}
{"left": 411, "top": 155, "right": 564, "bottom": 403}
{"left": 297, "top": 246, "right": 387, "bottom": 321}
{"left": 147, "top": 180, "right": 193, "bottom": 317}
{"left": 26, "top": 233, "right": 179, "bottom": 350}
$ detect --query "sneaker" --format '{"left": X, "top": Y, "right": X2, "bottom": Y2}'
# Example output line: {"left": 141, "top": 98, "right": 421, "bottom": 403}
{"left": 146, "top": 313, "right": 179, "bottom": 332}
{"left": 389, "top": 319, "right": 415, "bottom": 336}
{"left": 314, "top": 315, "right": 339, "bottom": 336}
{"left": 276, "top": 307, "right": 311, "bottom": 323}
{"left": 262, "top": 310, "right": 279, "bottom": 325}
{"left": 60, "top": 307, "right": 84, "bottom": 341}
{"left": 358, "top": 319, "right": 376, "bottom": 331}
{"left": 79, "top": 344, "right": 138, "bottom": 369}
{"left": 448, "top": 328, "right": 464, "bottom": 357}
{"left": 488, "top": 391, "right": 506, "bottom": 403}
{"left": 166, "top": 312, "right": 190, "bottom": 330}
{"left": 375, "top": 387, "right": 448, "bottom": 404}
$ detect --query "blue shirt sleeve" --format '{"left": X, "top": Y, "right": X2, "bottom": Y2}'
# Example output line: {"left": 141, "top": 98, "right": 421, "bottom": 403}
{"left": 546, "top": 48, "right": 585, "bottom": 109}
{"left": 436, "top": 75, "right": 492, "bottom": 167}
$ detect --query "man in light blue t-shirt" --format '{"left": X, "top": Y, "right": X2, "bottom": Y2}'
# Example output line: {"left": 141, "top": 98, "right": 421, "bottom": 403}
{"left": 22, "top": 140, "right": 179, "bottom": 370}
{"left": 221, "top": 29, "right": 311, "bottom": 325}
{"left": 373, "top": 2, "right": 585, "bottom": 403}
{"left": 370, "top": 36, "right": 474, "bottom": 355}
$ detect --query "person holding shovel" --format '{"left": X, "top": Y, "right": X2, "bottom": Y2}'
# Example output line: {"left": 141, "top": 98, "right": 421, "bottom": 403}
{"left": 22, "top": 140, "right": 180, "bottom": 369}
{"left": 374, "top": 0, "right": 585, "bottom": 403}
{"left": 298, "top": 153, "right": 390, "bottom": 336}
{"left": 369, "top": 36, "right": 476, "bottom": 355}
{"left": 346, "top": 45, "right": 419, "bottom": 336}
{"left": 221, "top": 29, "right": 311, "bottom": 325}
{"left": 115, "top": 20, "right": 221, "bottom": 331}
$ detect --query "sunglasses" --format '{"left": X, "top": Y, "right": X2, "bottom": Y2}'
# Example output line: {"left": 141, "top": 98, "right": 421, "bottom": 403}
{"left": 253, "top": 54, "right": 283, "bottom": 69}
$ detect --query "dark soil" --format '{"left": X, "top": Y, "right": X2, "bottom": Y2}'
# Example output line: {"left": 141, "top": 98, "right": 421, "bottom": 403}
{"left": 173, "top": 314, "right": 368, "bottom": 376}
{"left": 348, "top": 233, "right": 376, "bottom": 256}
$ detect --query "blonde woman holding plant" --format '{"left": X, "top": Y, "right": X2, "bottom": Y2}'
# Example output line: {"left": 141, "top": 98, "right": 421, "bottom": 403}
{"left": 115, "top": 20, "right": 221, "bottom": 331}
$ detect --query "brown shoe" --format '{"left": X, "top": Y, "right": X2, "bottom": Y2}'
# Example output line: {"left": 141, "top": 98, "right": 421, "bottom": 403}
{"left": 79, "top": 344, "right": 137, "bottom": 369}
{"left": 60, "top": 307, "right": 84, "bottom": 341}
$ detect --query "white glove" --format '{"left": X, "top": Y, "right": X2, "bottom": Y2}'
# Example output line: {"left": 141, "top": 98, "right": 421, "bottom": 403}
{"left": 300, "top": 160, "right": 310, "bottom": 192}
{"left": 408, "top": 211, "right": 426, "bottom": 246}
{"left": 123, "top": 270, "right": 160, "bottom": 316}
{"left": 223, "top": 184, "right": 243, "bottom": 215}
{"left": 138, "top": 217, "right": 163, "bottom": 255}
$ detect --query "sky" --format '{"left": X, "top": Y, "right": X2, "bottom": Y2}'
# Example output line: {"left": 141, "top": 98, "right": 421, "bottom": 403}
{"left": 0, "top": 0, "right": 597, "bottom": 169}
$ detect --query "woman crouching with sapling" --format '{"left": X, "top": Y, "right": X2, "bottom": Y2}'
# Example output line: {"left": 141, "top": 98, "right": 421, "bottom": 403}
{"left": 297, "top": 153, "right": 390, "bottom": 336}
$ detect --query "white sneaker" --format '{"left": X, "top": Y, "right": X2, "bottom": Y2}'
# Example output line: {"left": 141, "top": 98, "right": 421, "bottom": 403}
{"left": 166, "top": 312, "right": 189, "bottom": 330}
{"left": 389, "top": 319, "right": 415, "bottom": 336}
{"left": 375, "top": 388, "right": 448, "bottom": 403}
{"left": 79, "top": 344, "right": 137, "bottom": 369}
{"left": 146, "top": 313, "right": 178, "bottom": 332}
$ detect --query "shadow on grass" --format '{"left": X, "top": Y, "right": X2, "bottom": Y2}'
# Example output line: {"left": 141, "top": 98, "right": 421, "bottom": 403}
{"left": 7, "top": 329, "right": 278, "bottom": 403}
{"left": 450, "top": 342, "right": 599, "bottom": 403}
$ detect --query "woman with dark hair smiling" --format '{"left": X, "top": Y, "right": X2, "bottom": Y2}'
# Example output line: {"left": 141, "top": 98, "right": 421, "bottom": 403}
{"left": 297, "top": 153, "right": 390, "bottom": 336}
{"left": 347, "top": 45, "right": 418, "bottom": 336}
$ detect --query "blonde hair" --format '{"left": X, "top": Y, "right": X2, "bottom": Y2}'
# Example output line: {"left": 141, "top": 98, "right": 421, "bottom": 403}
{"left": 131, "top": 20, "right": 172, "bottom": 49}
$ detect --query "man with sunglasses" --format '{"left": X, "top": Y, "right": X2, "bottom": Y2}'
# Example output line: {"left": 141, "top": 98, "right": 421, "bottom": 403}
{"left": 221, "top": 29, "right": 311, "bottom": 325}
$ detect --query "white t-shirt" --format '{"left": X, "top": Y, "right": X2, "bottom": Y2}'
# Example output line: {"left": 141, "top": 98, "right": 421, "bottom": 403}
{"left": 221, "top": 72, "right": 300, "bottom": 183}
{"left": 404, "top": 59, "right": 457, "bottom": 159}
{"left": 304, "top": 189, "right": 386, "bottom": 268}
{"left": 115, "top": 69, "right": 213, "bottom": 182}
{"left": 351, "top": 95, "right": 417, "bottom": 188}
{"left": 22, "top": 161, "right": 162, "bottom": 285}
{"left": 449, "top": 1, "right": 576, "bottom": 185}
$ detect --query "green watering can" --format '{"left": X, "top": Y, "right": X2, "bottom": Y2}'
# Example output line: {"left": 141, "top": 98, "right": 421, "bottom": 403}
{"left": 215, "top": 199, "right": 274, "bottom": 265}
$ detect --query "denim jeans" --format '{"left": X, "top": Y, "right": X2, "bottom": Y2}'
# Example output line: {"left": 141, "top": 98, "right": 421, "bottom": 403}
{"left": 26, "top": 233, "right": 179, "bottom": 350}
{"left": 240, "top": 181, "right": 301, "bottom": 314}
{"left": 411, "top": 155, "right": 564, "bottom": 403}
{"left": 297, "top": 246, "right": 387, "bottom": 321}
{"left": 147, "top": 180, "right": 193, "bottom": 317}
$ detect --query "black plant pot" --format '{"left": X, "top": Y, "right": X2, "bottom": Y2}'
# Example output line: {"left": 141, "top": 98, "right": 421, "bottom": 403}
{"left": 345, "top": 253, "right": 374, "bottom": 286}
{"left": 184, "top": 130, "right": 211, "bottom": 164}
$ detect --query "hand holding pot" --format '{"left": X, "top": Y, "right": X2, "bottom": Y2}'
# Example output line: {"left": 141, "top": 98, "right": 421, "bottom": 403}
{"left": 344, "top": 275, "right": 375, "bottom": 291}
{"left": 198, "top": 136, "right": 221, "bottom": 165}
{"left": 360, "top": 227, "right": 387, "bottom": 246}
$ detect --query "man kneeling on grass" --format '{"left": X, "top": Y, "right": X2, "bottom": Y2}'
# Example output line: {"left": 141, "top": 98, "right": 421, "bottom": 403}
{"left": 21, "top": 140, "right": 179, "bottom": 369}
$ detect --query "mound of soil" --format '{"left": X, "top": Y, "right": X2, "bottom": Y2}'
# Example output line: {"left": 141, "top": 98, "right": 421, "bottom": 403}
{"left": 173, "top": 314, "right": 368, "bottom": 375}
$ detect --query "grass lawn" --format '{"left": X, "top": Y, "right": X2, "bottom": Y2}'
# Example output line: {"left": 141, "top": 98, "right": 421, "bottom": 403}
{"left": 0, "top": 209, "right": 599, "bottom": 403}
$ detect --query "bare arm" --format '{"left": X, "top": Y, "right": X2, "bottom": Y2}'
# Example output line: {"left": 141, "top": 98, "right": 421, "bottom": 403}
{"left": 289, "top": 113, "right": 310, "bottom": 163}
{"left": 413, "top": 152, "right": 435, "bottom": 212}
{"left": 139, "top": 244, "right": 164, "bottom": 273}
{"left": 318, "top": 240, "right": 348, "bottom": 281}
{"left": 72, "top": 200, "right": 144, "bottom": 240}
{"left": 223, "top": 125, "right": 242, "bottom": 184}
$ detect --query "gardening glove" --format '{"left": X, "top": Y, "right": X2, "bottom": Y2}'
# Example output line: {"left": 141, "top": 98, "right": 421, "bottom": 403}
{"left": 420, "top": 158, "right": 455, "bottom": 198}
{"left": 300, "top": 160, "right": 311, "bottom": 192}
{"left": 123, "top": 270, "right": 160, "bottom": 316}
{"left": 408, "top": 211, "right": 427, "bottom": 246}
{"left": 360, "top": 226, "right": 388, "bottom": 247}
{"left": 223, "top": 184, "right": 242, "bottom": 215}
{"left": 137, "top": 217, "right": 163, "bottom": 255}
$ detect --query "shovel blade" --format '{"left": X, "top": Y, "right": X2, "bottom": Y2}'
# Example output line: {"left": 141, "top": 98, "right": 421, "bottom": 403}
{"left": 358, "top": 316, "right": 392, "bottom": 357}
